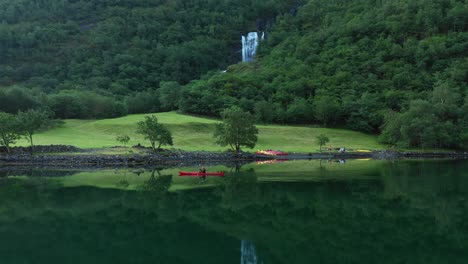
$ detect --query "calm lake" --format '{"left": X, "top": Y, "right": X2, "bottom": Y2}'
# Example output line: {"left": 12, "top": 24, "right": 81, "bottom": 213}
{"left": 0, "top": 159, "right": 467, "bottom": 263}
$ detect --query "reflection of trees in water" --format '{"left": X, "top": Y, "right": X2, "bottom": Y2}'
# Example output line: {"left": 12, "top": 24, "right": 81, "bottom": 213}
{"left": 139, "top": 169, "right": 173, "bottom": 195}
{"left": 138, "top": 168, "right": 176, "bottom": 222}
{"left": 0, "top": 181, "right": 239, "bottom": 264}
{"left": 115, "top": 170, "right": 130, "bottom": 188}
{"left": 132, "top": 169, "right": 145, "bottom": 176}
{"left": 1, "top": 161, "right": 468, "bottom": 263}
{"left": 200, "top": 173, "right": 468, "bottom": 264}
{"left": 380, "top": 160, "right": 468, "bottom": 234}
{"left": 0, "top": 177, "right": 62, "bottom": 223}
{"left": 226, "top": 162, "right": 248, "bottom": 173}
{"left": 136, "top": 168, "right": 174, "bottom": 221}
{"left": 317, "top": 159, "right": 347, "bottom": 170}
{"left": 218, "top": 168, "right": 258, "bottom": 210}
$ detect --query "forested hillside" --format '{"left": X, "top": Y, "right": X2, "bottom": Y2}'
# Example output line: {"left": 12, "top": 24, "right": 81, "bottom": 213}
{"left": 181, "top": 0, "right": 468, "bottom": 148}
{"left": 0, "top": 0, "right": 467, "bottom": 149}
{"left": 0, "top": 0, "right": 294, "bottom": 87}
{"left": 0, "top": 0, "right": 295, "bottom": 115}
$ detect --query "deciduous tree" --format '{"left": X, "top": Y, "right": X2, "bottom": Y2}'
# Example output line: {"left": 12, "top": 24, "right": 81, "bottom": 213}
{"left": 0, "top": 112, "right": 20, "bottom": 153}
{"left": 136, "top": 115, "right": 173, "bottom": 152}
{"left": 16, "top": 109, "right": 50, "bottom": 151}
{"left": 315, "top": 134, "right": 330, "bottom": 152}
{"left": 116, "top": 135, "right": 130, "bottom": 147}
{"left": 213, "top": 106, "right": 258, "bottom": 152}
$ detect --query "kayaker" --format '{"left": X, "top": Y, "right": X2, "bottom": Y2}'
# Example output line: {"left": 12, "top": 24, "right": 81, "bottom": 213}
{"left": 198, "top": 167, "right": 207, "bottom": 182}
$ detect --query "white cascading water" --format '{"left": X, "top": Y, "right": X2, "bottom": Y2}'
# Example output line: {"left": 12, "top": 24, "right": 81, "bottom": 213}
{"left": 241, "top": 240, "right": 258, "bottom": 264}
{"left": 242, "top": 32, "right": 264, "bottom": 62}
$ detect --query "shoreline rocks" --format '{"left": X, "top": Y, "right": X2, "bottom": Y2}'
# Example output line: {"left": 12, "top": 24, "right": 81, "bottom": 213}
{"left": 0, "top": 149, "right": 258, "bottom": 168}
{"left": 0, "top": 146, "right": 467, "bottom": 169}
{"left": 0, "top": 145, "right": 83, "bottom": 154}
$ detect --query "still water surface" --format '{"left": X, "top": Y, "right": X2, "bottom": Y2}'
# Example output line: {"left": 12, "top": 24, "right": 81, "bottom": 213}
{"left": 0, "top": 159, "right": 467, "bottom": 263}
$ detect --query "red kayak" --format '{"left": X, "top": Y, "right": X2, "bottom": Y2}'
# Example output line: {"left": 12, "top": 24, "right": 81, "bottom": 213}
{"left": 179, "top": 171, "right": 225, "bottom": 177}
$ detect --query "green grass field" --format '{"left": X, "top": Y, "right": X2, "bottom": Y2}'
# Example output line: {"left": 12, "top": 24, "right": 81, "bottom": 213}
{"left": 16, "top": 112, "right": 385, "bottom": 152}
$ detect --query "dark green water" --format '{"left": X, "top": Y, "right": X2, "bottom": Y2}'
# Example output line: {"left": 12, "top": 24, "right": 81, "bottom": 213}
{"left": 1, "top": 159, "right": 468, "bottom": 263}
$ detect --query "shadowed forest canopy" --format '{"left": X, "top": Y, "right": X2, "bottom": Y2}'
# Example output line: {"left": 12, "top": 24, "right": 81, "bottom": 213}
{"left": 0, "top": 0, "right": 467, "bottom": 148}
{"left": 0, "top": 0, "right": 295, "bottom": 88}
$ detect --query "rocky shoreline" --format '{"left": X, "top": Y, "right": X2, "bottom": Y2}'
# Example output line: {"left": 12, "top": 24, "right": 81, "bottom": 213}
{"left": 0, "top": 145, "right": 467, "bottom": 169}
{"left": 0, "top": 145, "right": 259, "bottom": 169}
{"left": 0, "top": 152, "right": 258, "bottom": 168}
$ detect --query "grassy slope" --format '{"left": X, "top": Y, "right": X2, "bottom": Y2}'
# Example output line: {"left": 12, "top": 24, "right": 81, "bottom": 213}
{"left": 17, "top": 112, "right": 384, "bottom": 152}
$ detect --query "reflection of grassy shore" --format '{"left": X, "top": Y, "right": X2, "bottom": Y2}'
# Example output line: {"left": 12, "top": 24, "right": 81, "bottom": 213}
{"left": 248, "top": 159, "right": 384, "bottom": 182}
{"left": 15, "top": 112, "right": 383, "bottom": 152}
{"left": 53, "top": 165, "right": 229, "bottom": 191}
{"left": 40, "top": 160, "right": 383, "bottom": 190}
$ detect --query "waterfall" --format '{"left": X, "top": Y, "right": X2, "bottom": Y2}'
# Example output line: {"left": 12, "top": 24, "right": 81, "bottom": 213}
{"left": 242, "top": 32, "right": 264, "bottom": 62}
{"left": 241, "top": 240, "right": 258, "bottom": 264}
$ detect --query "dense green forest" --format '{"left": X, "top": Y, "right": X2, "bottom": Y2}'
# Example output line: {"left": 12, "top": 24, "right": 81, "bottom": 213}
{"left": 0, "top": 0, "right": 467, "bottom": 149}
{"left": 182, "top": 0, "right": 468, "bottom": 149}
{"left": 0, "top": 0, "right": 295, "bottom": 114}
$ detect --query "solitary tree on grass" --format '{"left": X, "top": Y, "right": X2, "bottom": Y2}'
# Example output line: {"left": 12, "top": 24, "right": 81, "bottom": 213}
{"left": 116, "top": 135, "right": 131, "bottom": 147}
{"left": 0, "top": 112, "right": 20, "bottom": 154}
{"left": 316, "top": 134, "right": 330, "bottom": 152}
{"left": 116, "top": 134, "right": 131, "bottom": 154}
{"left": 213, "top": 106, "right": 258, "bottom": 152}
{"left": 16, "top": 109, "right": 50, "bottom": 151}
{"left": 136, "top": 115, "right": 173, "bottom": 152}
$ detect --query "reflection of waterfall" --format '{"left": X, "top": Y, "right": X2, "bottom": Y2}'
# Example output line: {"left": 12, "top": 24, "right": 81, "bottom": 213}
{"left": 241, "top": 32, "right": 264, "bottom": 62}
{"left": 241, "top": 240, "right": 258, "bottom": 264}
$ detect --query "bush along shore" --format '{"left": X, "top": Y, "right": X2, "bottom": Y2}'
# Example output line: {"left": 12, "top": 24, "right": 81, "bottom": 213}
{"left": 0, "top": 145, "right": 467, "bottom": 168}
